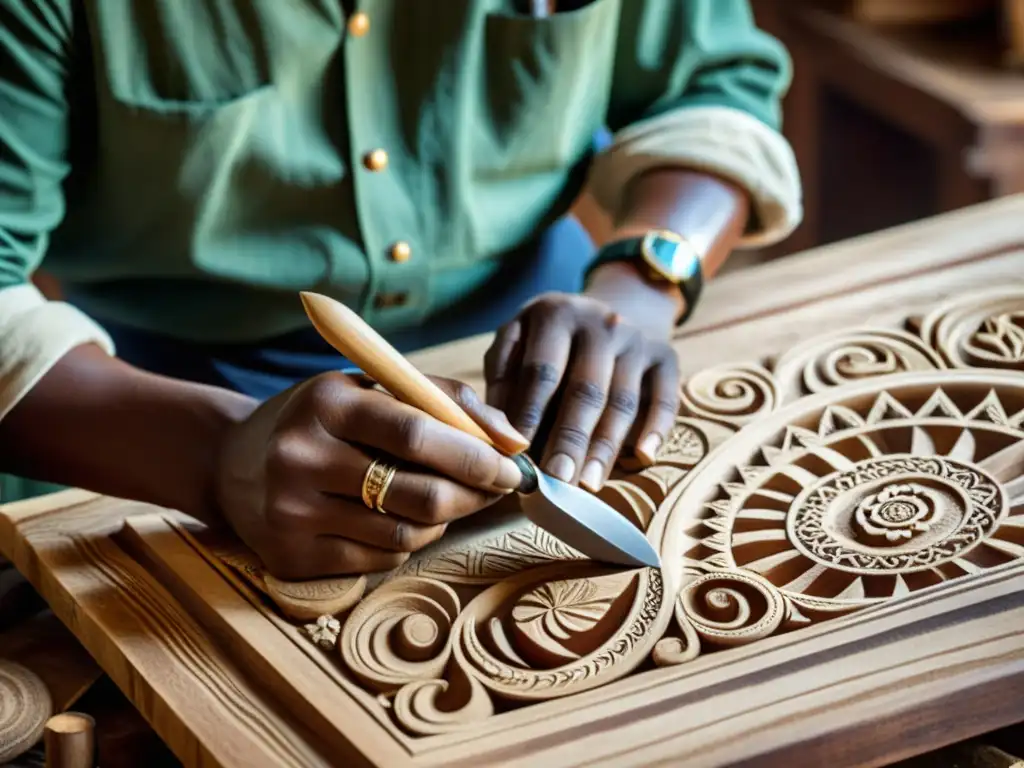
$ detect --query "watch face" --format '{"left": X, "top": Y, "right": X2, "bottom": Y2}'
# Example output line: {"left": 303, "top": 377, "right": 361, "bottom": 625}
{"left": 641, "top": 230, "right": 700, "bottom": 283}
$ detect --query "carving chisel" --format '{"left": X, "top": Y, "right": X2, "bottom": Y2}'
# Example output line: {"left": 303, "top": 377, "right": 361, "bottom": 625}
{"left": 300, "top": 292, "right": 660, "bottom": 569}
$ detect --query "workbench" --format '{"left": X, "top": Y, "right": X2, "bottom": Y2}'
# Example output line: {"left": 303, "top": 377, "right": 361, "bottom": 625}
{"left": 2, "top": 197, "right": 1024, "bottom": 767}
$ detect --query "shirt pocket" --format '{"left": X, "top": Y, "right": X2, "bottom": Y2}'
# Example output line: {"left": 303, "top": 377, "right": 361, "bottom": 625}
{"left": 97, "top": 86, "right": 275, "bottom": 226}
{"left": 475, "top": 0, "right": 620, "bottom": 177}
{"left": 93, "top": 87, "right": 339, "bottom": 287}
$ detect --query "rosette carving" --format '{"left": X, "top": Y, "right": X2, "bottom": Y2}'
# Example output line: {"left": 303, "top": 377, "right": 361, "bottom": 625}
{"left": 919, "top": 289, "right": 1024, "bottom": 370}
{"left": 679, "top": 364, "right": 778, "bottom": 427}
{"left": 771, "top": 328, "right": 944, "bottom": 402}
{"left": 660, "top": 372, "right": 1024, "bottom": 648}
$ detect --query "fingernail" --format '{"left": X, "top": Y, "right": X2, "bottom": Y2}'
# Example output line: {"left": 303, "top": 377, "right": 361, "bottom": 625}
{"left": 546, "top": 453, "right": 576, "bottom": 483}
{"left": 500, "top": 419, "right": 531, "bottom": 454}
{"left": 637, "top": 434, "right": 662, "bottom": 465}
{"left": 580, "top": 459, "right": 605, "bottom": 492}
{"left": 494, "top": 456, "right": 524, "bottom": 491}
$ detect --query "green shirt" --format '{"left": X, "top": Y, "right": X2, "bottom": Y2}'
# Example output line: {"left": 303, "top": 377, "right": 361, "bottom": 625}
{"left": 0, "top": 0, "right": 789, "bottom": 342}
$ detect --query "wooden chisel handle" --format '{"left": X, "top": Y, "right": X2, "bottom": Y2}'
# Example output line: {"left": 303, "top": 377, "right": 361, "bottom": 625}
{"left": 299, "top": 292, "right": 498, "bottom": 448}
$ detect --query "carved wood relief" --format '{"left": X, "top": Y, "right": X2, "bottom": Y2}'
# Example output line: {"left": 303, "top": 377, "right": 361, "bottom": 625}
{"left": 193, "top": 288, "right": 1024, "bottom": 738}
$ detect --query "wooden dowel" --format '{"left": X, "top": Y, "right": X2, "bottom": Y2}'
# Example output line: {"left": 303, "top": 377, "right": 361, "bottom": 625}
{"left": 44, "top": 712, "right": 95, "bottom": 768}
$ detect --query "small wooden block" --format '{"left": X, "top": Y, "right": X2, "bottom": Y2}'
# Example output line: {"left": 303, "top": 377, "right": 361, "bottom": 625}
{"left": 44, "top": 712, "right": 96, "bottom": 768}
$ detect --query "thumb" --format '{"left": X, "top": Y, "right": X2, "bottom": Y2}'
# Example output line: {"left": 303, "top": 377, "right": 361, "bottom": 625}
{"left": 429, "top": 376, "right": 531, "bottom": 456}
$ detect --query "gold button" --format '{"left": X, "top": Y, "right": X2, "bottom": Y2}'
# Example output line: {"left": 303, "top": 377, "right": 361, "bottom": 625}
{"left": 389, "top": 241, "right": 412, "bottom": 263}
{"left": 348, "top": 12, "right": 370, "bottom": 37}
{"left": 363, "top": 149, "right": 388, "bottom": 172}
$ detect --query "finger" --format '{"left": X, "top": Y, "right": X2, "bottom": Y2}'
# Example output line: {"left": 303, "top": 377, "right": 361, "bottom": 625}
{"left": 540, "top": 331, "right": 616, "bottom": 484}
{"left": 579, "top": 350, "right": 645, "bottom": 492}
{"left": 484, "top": 321, "right": 522, "bottom": 411}
{"left": 633, "top": 351, "right": 682, "bottom": 465}
{"left": 505, "top": 310, "right": 574, "bottom": 441}
{"left": 308, "top": 537, "right": 410, "bottom": 576}
{"left": 433, "top": 376, "right": 529, "bottom": 455}
{"left": 319, "top": 388, "right": 524, "bottom": 492}
{"left": 261, "top": 534, "right": 409, "bottom": 579}
{"left": 381, "top": 469, "right": 503, "bottom": 525}
{"left": 308, "top": 462, "right": 502, "bottom": 527}
{"left": 310, "top": 497, "right": 449, "bottom": 552}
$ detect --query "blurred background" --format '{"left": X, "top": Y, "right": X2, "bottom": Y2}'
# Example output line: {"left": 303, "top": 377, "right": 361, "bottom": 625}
{"left": 577, "top": 0, "right": 1024, "bottom": 272}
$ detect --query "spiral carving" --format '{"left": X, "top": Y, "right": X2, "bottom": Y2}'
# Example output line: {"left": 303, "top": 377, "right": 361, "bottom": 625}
{"left": 680, "top": 364, "right": 778, "bottom": 427}
{"left": 652, "top": 614, "right": 702, "bottom": 667}
{"left": 339, "top": 577, "right": 459, "bottom": 692}
{"left": 391, "top": 667, "right": 495, "bottom": 736}
{"left": 677, "top": 571, "right": 785, "bottom": 648}
{"left": 0, "top": 661, "right": 52, "bottom": 763}
{"left": 771, "top": 329, "right": 944, "bottom": 401}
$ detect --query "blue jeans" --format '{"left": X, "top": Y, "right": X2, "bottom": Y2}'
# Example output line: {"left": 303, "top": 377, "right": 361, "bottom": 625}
{"left": 87, "top": 215, "right": 597, "bottom": 399}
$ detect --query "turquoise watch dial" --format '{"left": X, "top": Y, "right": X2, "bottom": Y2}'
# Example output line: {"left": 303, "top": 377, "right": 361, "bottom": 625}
{"left": 584, "top": 229, "right": 705, "bottom": 326}
{"left": 641, "top": 230, "right": 700, "bottom": 282}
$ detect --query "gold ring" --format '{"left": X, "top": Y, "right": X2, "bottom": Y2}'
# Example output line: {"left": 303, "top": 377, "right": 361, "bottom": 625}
{"left": 375, "top": 464, "right": 398, "bottom": 515}
{"left": 361, "top": 458, "right": 396, "bottom": 511}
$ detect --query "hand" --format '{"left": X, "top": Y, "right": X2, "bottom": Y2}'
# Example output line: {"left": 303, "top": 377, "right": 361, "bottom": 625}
{"left": 214, "top": 372, "right": 528, "bottom": 579}
{"left": 484, "top": 292, "right": 681, "bottom": 492}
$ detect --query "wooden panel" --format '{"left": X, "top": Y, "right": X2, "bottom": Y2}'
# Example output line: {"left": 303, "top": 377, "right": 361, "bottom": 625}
{"left": 3, "top": 198, "right": 1024, "bottom": 767}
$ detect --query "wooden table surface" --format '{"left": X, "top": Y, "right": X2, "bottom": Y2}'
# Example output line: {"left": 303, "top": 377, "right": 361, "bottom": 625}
{"left": 2, "top": 196, "right": 1024, "bottom": 767}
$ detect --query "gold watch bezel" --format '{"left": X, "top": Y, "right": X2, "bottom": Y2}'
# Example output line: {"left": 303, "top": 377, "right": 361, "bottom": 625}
{"left": 640, "top": 229, "right": 699, "bottom": 284}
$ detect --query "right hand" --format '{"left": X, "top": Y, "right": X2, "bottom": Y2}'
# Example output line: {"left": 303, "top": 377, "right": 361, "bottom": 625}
{"left": 214, "top": 372, "right": 529, "bottom": 579}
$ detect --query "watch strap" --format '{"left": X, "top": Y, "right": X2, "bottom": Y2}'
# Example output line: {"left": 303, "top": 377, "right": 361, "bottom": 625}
{"left": 586, "top": 235, "right": 704, "bottom": 326}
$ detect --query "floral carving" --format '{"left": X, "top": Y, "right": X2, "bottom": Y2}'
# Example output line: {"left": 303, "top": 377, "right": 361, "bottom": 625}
{"left": 970, "top": 312, "right": 1024, "bottom": 366}
{"left": 854, "top": 482, "right": 940, "bottom": 542}
{"left": 303, "top": 615, "right": 341, "bottom": 650}
{"left": 919, "top": 289, "right": 1024, "bottom": 371}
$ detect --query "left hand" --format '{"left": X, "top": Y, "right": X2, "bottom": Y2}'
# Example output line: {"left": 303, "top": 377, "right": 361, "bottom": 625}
{"left": 484, "top": 292, "right": 680, "bottom": 492}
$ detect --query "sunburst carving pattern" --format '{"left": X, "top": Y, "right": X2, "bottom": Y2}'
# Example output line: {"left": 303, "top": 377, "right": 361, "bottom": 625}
{"left": 660, "top": 373, "right": 1024, "bottom": 639}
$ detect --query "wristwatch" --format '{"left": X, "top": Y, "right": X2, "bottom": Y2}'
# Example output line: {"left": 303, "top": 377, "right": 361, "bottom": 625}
{"left": 586, "top": 229, "right": 704, "bottom": 325}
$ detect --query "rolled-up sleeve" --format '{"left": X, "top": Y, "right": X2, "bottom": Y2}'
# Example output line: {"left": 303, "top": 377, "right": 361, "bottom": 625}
{"left": 0, "top": 0, "right": 113, "bottom": 420}
{"left": 589, "top": 0, "right": 802, "bottom": 247}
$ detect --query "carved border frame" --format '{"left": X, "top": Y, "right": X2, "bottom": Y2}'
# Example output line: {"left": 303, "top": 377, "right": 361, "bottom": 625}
{"left": 123, "top": 511, "right": 1024, "bottom": 768}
